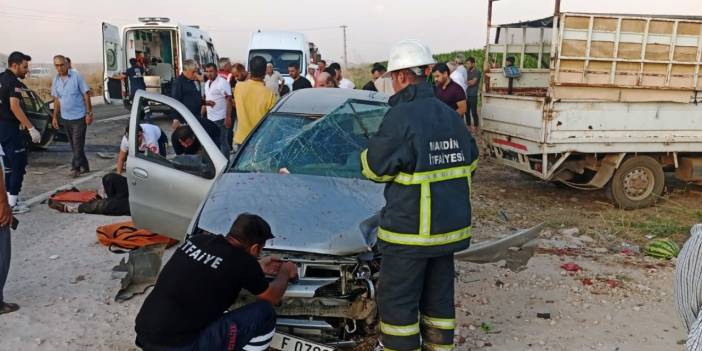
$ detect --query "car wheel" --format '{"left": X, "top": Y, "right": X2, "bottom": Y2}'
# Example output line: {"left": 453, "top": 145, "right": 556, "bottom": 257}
{"left": 607, "top": 155, "right": 664, "bottom": 209}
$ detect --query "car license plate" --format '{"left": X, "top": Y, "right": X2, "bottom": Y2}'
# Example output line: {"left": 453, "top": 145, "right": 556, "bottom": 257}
{"left": 270, "top": 332, "right": 335, "bottom": 351}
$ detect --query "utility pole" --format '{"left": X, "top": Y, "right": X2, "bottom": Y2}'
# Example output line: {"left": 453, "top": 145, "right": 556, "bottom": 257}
{"left": 340, "top": 25, "right": 348, "bottom": 69}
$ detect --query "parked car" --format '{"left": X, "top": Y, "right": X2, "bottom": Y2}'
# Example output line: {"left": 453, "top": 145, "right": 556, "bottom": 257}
{"left": 125, "top": 89, "right": 538, "bottom": 350}
{"left": 18, "top": 87, "right": 66, "bottom": 149}
{"left": 28, "top": 67, "right": 51, "bottom": 79}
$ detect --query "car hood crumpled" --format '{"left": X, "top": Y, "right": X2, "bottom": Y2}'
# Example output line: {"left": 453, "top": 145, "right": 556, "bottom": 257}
{"left": 197, "top": 172, "right": 386, "bottom": 256}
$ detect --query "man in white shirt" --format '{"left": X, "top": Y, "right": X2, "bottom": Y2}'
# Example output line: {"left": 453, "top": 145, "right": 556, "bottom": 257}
{"left": 339, "top": 78, "right": 355, "bottom": 89}
{"left": 204, "top": 63, "right": 233, "bottom": 156}
{"left": 450, "top": 54, "right": 469, "bottom": 93}
{"left": 115, "top": 123, "right": 166, "bottom": 174}
{"left": 263, "top": 63, "right": 283, "bottom": 98}
{"left": 306, "top": 64, "right": 317, "bottom": 87}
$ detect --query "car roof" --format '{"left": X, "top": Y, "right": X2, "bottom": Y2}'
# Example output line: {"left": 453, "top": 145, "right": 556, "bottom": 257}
{"left": 271, "top": 88, "right": 390, "bottom": 116}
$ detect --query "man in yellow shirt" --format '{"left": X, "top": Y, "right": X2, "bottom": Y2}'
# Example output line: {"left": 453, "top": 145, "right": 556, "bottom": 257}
{"left": 233, "top": 56, "right": 277, "bottom": 149}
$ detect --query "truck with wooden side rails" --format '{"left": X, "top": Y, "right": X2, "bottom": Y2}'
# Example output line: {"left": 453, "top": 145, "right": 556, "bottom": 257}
{"left": 481, "top": 0, "right": 702, "bottom": 209}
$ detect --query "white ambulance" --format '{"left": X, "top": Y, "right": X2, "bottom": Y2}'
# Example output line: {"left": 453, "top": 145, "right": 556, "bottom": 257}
{"left": 102, "top": 17, "right": 218, "bottom": 106}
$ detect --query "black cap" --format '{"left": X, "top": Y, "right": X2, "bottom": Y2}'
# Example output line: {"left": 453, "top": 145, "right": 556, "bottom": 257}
{"left": 8, "top": 51, "right": 31, "bottom": 66}
{"left": 229, "top": 213, "right": 275, "bottom": 245}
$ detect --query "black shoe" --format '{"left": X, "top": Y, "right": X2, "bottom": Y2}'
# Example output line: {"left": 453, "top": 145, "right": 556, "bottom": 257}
{"left": 0, "top": 302, "right": 19, "bottom": 315}
{"left": 48, "top": 198, "right": 68, "bottom": 212}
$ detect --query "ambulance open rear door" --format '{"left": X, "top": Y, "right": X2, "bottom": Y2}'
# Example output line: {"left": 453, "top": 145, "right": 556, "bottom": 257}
{"left": 102, "top": 22, "right": 124, "bottom": 105}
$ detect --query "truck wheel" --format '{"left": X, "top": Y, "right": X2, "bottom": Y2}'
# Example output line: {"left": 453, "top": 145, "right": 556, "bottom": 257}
{"left": 607, "top": 156, "right": 664, "bottom": 209}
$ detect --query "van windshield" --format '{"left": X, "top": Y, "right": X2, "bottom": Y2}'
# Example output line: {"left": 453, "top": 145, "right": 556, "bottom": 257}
{"left": 249, "top": 50, "right": 302, "bottom": 75}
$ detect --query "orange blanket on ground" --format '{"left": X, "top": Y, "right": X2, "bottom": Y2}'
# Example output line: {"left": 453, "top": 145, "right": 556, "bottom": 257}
{"left": 96, "top": 220, "right": 178, "bottom": 253}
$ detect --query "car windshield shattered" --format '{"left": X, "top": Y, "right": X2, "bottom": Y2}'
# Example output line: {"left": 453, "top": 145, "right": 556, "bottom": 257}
{"left": 232, "top": 99, "right": 389, "bottom": 178}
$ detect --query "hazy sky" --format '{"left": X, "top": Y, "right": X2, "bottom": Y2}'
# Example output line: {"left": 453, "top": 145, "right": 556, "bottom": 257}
{"left": 1, "top": 0, "right": 701, "bottom": 65}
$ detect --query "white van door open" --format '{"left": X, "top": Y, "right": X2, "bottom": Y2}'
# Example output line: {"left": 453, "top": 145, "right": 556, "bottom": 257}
{"left": 102, "top": 22, "right": 124, "bottom": 104}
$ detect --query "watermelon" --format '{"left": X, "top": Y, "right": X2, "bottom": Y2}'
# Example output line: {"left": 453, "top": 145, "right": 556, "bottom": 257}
{"left": 644, "top": 238, "right": 680, "bottom": 260}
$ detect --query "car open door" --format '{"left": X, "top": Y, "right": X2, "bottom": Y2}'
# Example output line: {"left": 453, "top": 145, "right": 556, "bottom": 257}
{"left": 19, "top": 89, "right": 56, "bottom": 149}
{"left": 102, "top": 22, "right": 124, "bottom": 104}
{"left": 126, "top": 91, "right": 228, "bottom": 240}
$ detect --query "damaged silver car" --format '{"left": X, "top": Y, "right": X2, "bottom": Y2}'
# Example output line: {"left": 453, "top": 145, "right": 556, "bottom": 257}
{"left": 126, "top": 89, "right": 540, "bottom": 350}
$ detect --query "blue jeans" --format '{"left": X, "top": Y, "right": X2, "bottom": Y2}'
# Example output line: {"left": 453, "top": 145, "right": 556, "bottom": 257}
{"left": 213, "top": 119, "right": 232, "bottom": 157}
{"left": 137, "top": 301, "right": 277, "bottom": 351}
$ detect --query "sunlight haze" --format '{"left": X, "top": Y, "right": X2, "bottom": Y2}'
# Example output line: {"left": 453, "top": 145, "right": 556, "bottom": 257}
{"left": 1, "top": 0, "right": 701, "bottom": 64}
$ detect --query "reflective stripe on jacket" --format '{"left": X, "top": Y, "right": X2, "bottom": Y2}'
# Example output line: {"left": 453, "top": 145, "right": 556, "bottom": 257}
{"left": 362, "top": 81, "right": 479, "bottom": 257}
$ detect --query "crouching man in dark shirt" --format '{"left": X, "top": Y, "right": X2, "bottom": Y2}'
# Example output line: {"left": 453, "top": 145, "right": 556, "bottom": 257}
{"left": 135, "top": 213, "right": 298, "bottom": 351}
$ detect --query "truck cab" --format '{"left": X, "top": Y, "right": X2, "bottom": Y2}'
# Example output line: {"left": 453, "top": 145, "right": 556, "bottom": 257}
{"left": 102, "top": 18, "right": 218, "bottom": 107}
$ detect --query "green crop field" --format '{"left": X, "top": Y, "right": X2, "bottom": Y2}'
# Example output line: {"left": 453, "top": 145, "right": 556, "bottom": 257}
{"left": 347, "top": 49, "right": 485, "bottom": 89}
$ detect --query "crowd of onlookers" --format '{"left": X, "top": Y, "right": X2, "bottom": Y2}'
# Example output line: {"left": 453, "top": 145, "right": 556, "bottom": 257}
{"left": 116, "top": 53, "right": 483, "bottom": 151}
{"left": 358, "top": 54, "right": 482, "bottom": 132}
{"left": 427, "top": 54, "right": 481, "bottom": 132}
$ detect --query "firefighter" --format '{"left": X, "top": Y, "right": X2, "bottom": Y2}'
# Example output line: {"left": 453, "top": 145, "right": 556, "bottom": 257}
{"left": 361, "top": 39, "right": 479, "bottom": 351}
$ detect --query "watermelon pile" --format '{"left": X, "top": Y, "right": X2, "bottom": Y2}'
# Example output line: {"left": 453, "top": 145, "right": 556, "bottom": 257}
{"left": 644, "top": 238, "right": 680, "bottom": 260}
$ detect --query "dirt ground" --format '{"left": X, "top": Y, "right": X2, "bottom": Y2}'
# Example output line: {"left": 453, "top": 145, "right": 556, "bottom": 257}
{"left": 0, "top": 153, "right": 694, "bottom": 350}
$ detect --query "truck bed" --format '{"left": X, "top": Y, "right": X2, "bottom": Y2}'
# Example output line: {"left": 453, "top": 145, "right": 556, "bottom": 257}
{"left": 484, "top": 12, "right": 702, "bottom": 155}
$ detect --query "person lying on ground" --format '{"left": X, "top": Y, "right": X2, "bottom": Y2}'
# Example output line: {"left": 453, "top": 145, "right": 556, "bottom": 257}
{"left": 48, "top": 173, "right": 130, "bottom": 216}
{"left": 134, "top": 213, "right": 298, "bottom": 350}
{"left": 115, "top": 124, "right": 167, "bottom": 175}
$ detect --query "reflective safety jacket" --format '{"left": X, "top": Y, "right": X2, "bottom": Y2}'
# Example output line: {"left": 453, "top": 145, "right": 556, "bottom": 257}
{"left": 362, "top": 81, "right": 479, "bottom": 257}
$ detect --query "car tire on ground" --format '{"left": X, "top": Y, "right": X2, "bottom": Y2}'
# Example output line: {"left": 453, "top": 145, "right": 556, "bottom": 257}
{"left": 606, "top": 155, "right": 664, "bottom": 210}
